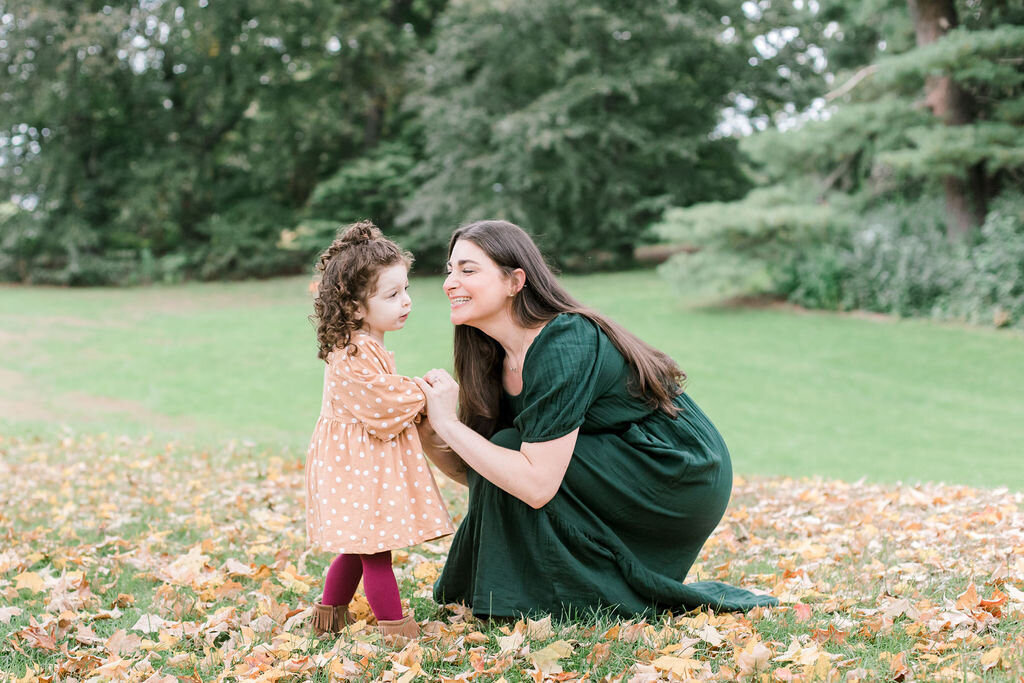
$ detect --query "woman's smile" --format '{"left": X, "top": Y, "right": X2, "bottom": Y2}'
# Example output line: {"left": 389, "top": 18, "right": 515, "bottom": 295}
{"left": 444, "top": 240, "right": 515, "bottom": 325}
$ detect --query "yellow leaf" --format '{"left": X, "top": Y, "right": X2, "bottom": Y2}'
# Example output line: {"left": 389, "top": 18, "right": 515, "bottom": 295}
{"left": 651, "top": 655, "right": 704, "bottom": 676}
{"left": 277, "top": 567, "right": 313, "bottom": 593}
{"left": 735, "top": 639, "right": 772, "bottom": 677}
{"left": 529, "top": 639, "right": 573, "bottom": 674}
{"left": 412, "top": 562, "right": 440, "bottom": 582}
{"left": 14, "top": 572, "right": 46, "bottom": 594}
{"left": 980, "top": 647, "right": 1003, "bottom": 672}
{"left": 497, "top": 630, "right": 524, "bottom": 655}
{"left": 526, "top": 614, "right": 555, "bottom": 640}
{"left": 396, "top": 663, "right": 422, "bottom": 683}
{"left": 696, "top": 623, "right": 724, "bottom": 647}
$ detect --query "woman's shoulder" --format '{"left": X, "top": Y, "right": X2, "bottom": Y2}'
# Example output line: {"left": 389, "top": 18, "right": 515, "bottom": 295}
{"left": 528, "top": 313, "right": 601, "bottom": 364}
{"left": 538, "top": 312, "right": 601, "bottom": 345}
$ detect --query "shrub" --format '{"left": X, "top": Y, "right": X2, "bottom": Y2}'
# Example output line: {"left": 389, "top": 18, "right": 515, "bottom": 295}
{"left": 191, "top": 199, "right": 308, "bottom": 281}
{"left": 780, "top": 193, "right": 1024, "bottom": 328}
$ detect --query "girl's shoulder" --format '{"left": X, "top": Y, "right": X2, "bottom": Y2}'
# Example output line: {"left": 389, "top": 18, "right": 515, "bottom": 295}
{"left": 327, "top": 332, "right": 391, "bottom": 368}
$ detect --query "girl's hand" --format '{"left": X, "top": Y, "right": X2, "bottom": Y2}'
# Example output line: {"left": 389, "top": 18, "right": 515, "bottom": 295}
{"left": 413, "top": 369, "right": 460, "bottom": 432}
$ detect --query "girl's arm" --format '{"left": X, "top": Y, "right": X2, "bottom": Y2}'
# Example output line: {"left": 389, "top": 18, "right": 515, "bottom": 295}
{"left": 415, "top": 419, "right": 469, "bottom": 486}
{"left": 413, "top": 372, "right": 576, "bottom": 509}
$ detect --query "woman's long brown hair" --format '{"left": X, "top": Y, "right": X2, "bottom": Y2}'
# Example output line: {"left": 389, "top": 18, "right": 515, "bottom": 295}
{"left": 450, "top": 220, "right": 685, "bottom": 436}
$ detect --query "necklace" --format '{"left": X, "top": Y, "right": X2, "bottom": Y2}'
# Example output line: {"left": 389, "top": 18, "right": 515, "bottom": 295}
{"left": 505, "top": 328, "right": 532, "bottom": 374}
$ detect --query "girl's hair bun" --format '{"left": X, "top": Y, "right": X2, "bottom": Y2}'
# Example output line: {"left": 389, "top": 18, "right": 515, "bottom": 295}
{"left": 340, "top": 220, "right": 379, "bottom": 245}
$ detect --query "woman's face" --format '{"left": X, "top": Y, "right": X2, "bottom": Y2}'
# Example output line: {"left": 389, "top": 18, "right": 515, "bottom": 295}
{"left": 444, "top": 239, "right": 516, "bottom": 327}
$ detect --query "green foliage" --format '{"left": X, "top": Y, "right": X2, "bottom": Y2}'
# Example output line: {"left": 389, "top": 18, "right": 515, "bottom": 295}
{"left": 286, "top": 139, "right": 421, "bottom": 259}
{"left": 655, "top": 185, "right": 856, "bottom": 301}
{"left": 192, "top": 199, "right": 308, "bottom": 280}
{"left": 950, "top": 194, "right": 1024, "bottom": 326}
{"left": 0, "top": 0, "right": 444, "bottom": 284}
{"left": 738, "top": 98, "right": 932, "bottom": 192}
{"left": 780, "top": 193, "right": 1024, "bottom": 328}
{"left": 655, "top": 2, "right": 1024, "bottom": 318}
{"left": 876, "top": 25, "right": 1024, "bottom": 93}
{"left": 398, "top": 0, "right": 752, "bottom": 268}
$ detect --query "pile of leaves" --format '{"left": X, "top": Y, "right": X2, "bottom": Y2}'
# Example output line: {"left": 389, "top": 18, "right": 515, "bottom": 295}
{"left": 1, "top": 433, "right": 1022, "bottom": 681}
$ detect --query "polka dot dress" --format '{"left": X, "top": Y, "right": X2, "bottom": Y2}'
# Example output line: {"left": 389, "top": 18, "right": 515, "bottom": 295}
{"left": 305, "top": 332, "right": 454, "bottom": 554}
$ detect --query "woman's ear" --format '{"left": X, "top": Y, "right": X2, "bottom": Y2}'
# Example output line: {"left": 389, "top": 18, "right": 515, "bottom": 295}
{"left": 509, "top": 268, "right": 526, "bottom": 296}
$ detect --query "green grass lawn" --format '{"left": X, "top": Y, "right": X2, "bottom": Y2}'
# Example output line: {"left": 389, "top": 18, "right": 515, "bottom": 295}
{"left": 2, "top": 270, "right": 1022, "bottom": 489}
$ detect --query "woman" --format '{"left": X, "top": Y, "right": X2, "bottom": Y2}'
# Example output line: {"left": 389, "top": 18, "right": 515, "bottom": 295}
{"left": 414, "top": 220, "right": 776, "bottom": 618}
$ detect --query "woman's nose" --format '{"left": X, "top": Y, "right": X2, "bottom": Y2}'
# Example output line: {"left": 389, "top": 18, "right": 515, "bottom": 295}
{"left": 443, "top": 272, "right": 457, "bottom": 291}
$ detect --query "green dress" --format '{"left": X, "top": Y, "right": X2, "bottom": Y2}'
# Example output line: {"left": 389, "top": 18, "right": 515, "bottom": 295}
{"left": 434, "top": 314, "right": 777, "bottom": 618}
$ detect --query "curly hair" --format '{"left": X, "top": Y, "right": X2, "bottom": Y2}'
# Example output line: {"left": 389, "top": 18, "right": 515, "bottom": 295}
{"left": 311, "top": 221, "right": 413, "bottom": 361}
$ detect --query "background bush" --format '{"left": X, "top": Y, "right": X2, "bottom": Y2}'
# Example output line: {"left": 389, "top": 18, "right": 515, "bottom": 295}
{"left": 782, "top": 192, "right": 1024, "bottom": 328}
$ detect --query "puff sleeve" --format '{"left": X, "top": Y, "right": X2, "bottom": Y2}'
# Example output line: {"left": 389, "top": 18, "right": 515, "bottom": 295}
{"left": 513, "top": 315, "right": 603, "bottom": 443}
{"left": 329, "top": 336, "right": 425, "bottom": 441}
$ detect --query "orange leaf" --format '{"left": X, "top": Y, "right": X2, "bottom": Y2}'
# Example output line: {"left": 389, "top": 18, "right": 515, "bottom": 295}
{"left": 811, "top": 624, "right": 849, "bottom": 645}
{"left": 793, "top": 603, "right": 812, "bottom": 622}
{"left": 955, "top": 582, "right": 980, "bottom": 610}
{"left": 889, "top": 651, "right": 911, "bottom": 681}
{"left": 586, "top": 641, "right": 611, "bottom": 666}
{"left": 979, "top": 588, "right": 1008, "bottom": 615}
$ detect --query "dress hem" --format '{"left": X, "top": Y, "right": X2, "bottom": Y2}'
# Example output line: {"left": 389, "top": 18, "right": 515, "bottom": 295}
{"left": 309, "top": 527, "right": 454, "bottom": 555}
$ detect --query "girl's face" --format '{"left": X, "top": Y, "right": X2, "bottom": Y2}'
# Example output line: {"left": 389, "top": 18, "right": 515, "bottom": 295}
{"left": 358, "top": 263, "right": 411, "bottom": 343}
{"left": 444, "top": 240, "right": 518, "bottom": 328}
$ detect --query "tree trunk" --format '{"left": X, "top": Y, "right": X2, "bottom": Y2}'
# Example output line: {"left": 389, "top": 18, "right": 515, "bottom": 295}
{"left": 907, "top": 0, "right": 987, "bottom": 238}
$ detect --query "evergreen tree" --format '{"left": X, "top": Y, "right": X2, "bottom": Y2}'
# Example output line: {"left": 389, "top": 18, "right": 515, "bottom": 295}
{"left": 656, "top": 0, "right": 1024, "bottom": 300}
{"left": 397, "top": 0, "right": 761, "bottom": 269}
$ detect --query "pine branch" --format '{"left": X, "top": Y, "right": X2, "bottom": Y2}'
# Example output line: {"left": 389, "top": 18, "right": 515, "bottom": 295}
{"left": 825, "top": 65, "right": 878, "bottom": 102}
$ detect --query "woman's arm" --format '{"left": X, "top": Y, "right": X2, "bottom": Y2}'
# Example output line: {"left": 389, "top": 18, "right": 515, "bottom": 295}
{"left": 415, "top": 419, "right": 469, "bottom": 486}
{"left": 414, "top": 372, "right": 577, "bottom": 509}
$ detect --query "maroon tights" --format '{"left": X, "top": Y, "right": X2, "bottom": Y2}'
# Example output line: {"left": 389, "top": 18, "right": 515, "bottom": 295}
{"left": 321, "top": 550, "right": 402, "bottom": 622}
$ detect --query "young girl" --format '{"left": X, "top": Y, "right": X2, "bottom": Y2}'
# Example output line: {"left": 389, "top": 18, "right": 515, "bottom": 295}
{"left": 305, "top": 221, "right": 454, "bottom": 640}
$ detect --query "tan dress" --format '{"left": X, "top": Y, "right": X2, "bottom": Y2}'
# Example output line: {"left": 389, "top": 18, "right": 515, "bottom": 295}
{"left": 305, "top": 331, "right": 454, "bottom": 554}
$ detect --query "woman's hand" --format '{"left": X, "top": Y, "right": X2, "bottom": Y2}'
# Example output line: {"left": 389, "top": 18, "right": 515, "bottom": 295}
{"left": 413, "top": 369, "right": 460, "bottom": 433}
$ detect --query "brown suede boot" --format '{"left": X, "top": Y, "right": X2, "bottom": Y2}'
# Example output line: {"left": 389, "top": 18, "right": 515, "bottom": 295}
{"left": 311, "top": 602, "right": 356, "bottom": 636}
{"left": 377, "top": 613, "right": 420, "bottom": 645}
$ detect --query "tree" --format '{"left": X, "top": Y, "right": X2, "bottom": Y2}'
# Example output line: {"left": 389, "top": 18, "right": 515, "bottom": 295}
{"left": 656, "top": 0, "right": 1024, "bottom": 301}
{"left": 396, "top": 0, "right": 763, "bottom": 269}
{"left": 0, "top": 0, "right": 445, "bottom": 284}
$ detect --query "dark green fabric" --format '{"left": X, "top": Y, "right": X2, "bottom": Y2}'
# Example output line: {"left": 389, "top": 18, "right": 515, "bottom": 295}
{"left": 434, "top": 313, "right": 778, "bottom": 617}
